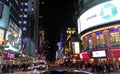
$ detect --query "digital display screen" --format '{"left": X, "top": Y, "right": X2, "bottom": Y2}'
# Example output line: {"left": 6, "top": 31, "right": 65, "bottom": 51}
{"left": 92, "top": 50, "right": 106, "bottom": 58}
{"left": 7, "top": 53, "right": 14, "bottom": 59}
{"left": 78, "top": 0, "right": 120, "bottom": 33}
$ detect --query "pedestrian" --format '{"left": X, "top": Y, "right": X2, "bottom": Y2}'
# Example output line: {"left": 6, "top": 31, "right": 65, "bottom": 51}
{"left": 95, "top": 62, "right": 101, "bottom": 74}
{"left": 108, "top": 62, "right": 114, "bottom": 73}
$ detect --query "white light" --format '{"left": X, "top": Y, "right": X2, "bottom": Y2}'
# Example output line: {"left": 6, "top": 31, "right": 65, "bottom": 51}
{"left": 25, "top": 2, "right": 28, "bottom": 6}
{"left": 78, "top": 0, "right": 120, "bottom": 33}
{"left": 92, "top": 50, "right": 106, "bottom": 58}
{"left": 32, "top": 8, "right": 34, "bottom": 11}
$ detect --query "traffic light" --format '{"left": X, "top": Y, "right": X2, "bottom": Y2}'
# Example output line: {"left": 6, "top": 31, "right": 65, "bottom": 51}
{"left": 2, "top": 39, "right": 7, "bottom": 45}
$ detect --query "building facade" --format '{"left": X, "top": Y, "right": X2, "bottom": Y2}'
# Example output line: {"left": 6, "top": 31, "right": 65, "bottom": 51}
{"left": 78, "top": 0, "right": 120, "bottom": 63}
{"left": 0, "top": 0, "right": 22, "bottom": 64}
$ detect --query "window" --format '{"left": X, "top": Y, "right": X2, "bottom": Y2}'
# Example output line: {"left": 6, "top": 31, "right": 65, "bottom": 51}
{"left": 88, "top": 34, "right": 92, "bottom": 49}
{"left": 23, "top": 14, "right": 27, "bottom": 18}
{"left": 24, "top": 8, "right": 28, "bottom": 12}
{"left": 25, "top": 2, "right": 28, "bottom": 6}
{"left": 23, "top": 21, "right": 27, "bottom": 24}
{"left": 22, "top": 27, "right": 27, "bottom": 31}
{"left": 109, "top": 28, "right": 120, "bottom": 43}
{"left": 96, "top": 31, "right": 105, "bottom": 45}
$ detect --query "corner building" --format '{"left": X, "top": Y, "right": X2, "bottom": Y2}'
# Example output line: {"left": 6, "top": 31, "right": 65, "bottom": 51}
{"left": 78, "top": 0, "right": 120, "bottom": 63}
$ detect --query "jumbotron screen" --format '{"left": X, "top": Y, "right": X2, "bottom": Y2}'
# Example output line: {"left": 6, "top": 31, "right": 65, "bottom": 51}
{"left": 78, "top": 0, "right": 120, "bottom": 34}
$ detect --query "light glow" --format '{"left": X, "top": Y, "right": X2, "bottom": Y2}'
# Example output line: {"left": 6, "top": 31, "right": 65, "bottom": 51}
{"left": 78, "top": 0, "right": 120, "bottom": 34}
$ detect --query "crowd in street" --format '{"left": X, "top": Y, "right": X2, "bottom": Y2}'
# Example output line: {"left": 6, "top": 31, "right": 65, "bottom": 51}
{"left": 1, "top": 60, "right": 120, "bottom": 74}
{"left": 60, "top": 60, "right": 120, "bottom": 74}
{"left": 1, "top": 62, "right": 33, "bottom": 73}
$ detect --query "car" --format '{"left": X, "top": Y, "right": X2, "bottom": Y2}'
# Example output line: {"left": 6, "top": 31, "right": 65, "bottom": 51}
{"left": 71, "top": 70, "right": 95, "bottom": 74}
{"left": 43, "top": 69, "right": 95, "bottom": 74}
{"left": 37, "top": 61, "right": 48, "bottom": 70}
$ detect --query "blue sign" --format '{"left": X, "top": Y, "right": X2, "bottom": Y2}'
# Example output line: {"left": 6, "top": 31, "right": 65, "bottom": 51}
{"left": 100, "top": 3, "right": 118, "bottom": 20}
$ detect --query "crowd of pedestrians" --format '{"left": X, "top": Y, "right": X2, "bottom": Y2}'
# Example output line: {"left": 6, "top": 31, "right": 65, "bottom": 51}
{"left": 60, "top": 60, "right": 120, "bottom": 74}
{"left": 76, "top": 60, "right": 120, "bottom": 74}
{"left": 1, "top": 62, "right": 33, "bottom": 73}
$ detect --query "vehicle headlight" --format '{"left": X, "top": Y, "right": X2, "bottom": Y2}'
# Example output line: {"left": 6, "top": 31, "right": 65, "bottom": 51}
{"left": 42, "top": 65, "right": 45, "bottom": 68}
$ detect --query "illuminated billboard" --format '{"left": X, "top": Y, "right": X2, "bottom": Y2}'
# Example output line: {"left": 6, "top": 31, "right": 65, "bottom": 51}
{"left": 92, "top": 50, "right": 106, "bottom": 58}
{"left": 72, "top": 42, "right": 80, "bottom": 54}
{"left": 78, "top": 0, "right": 120, "bottom": 34}
{"left": 5, "top": 19, "right": 22, "bottom": 52}
{"left": 0, "top": 4, "right": 9, "bottom": 28}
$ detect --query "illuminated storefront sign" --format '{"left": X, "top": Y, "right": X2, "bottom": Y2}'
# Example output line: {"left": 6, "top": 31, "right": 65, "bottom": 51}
{"left": 4, "top": 19, "right": 22, "bottom": 52}
{"left": 92, "top": 50, "right": 106, "bottom": 58}
{"left": 80, "top": 52, "right": 90, "bottom": 60}
{"left": 72, "top": 42, "right": 80, "bottom": 54}
{"left": 78, "top": 0, "right": 120, "bottom": 33}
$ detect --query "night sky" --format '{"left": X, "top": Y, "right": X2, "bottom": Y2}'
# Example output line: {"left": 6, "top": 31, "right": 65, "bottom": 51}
{"left": 39, "top": 0, "right": 75, "bottom": 61}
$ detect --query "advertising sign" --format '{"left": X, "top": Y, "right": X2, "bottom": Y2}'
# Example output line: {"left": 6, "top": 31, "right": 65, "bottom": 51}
{"left": 7, "top": 53, "right": 14, "bottom": 59}
{"left": 92, "top": 50, "right": 106, "bottom": 58}
{"left": 4, "top": 19, "right": 22, "bottom": 52}
{"left": 78, "top": 0, "right": 120, "bottom": 34}
{"left": 72, "top": 42, "right": 80, "bottom": 54}
{"left": 80, "top": 52, "right": 90, "bottom": 60}
{"left": 0, "top": 4, "right": 9, "bottom": 28}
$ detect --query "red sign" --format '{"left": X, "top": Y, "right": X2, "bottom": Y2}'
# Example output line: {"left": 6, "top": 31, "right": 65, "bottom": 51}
{"left": 80, "top": 52, "right": 91, "bottom": 61}
{"left": 109, "top": 48, "right": 120, "bottom": 58}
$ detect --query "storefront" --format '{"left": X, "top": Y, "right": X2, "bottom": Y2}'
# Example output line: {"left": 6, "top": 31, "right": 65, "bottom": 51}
{"left": 108, "top": 48, "right": 120, "bottom": 62}
{"left": 78, "top": 0, "right": 120, "bottom": 63}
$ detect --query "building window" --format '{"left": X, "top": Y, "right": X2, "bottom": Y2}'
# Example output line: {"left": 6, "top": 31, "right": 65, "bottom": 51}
{"left": 23, "top": 27, "right": 27, "bottom": 31}
{"left": 88, "top": 34, "right": 92, "bottom": 49}
{"left": 23, "top": 14, "right": 27, "bottom": 18}
{"left": 25, "top": 2, "right": 28, "bottom": 6}
{"left": 96, "top": 31, "right": 105, "bottom": 45}
{"left": 20, "top": 8, "right": 23, "bottom": 11}
{"left": 109, "top": 28, "right": 119, "bottom": 42}
{"left": 19, "top": 14, "right": 22, "bottom": 17}
{"left": 24, "top": 8, "right": 28, "bottom": 12}
{"left": 23, "top": 21, "right": 27, "bottom": 24}
{"left": 19, "top": 21, "right": 22, "bottom": 24}
{"left": 21, "top": 2, "right": 23, "bottom": 5}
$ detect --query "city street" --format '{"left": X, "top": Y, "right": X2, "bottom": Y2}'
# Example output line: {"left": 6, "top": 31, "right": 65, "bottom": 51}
{"left": 2, "top": 69, "right": 46, "bottom": 74}
{"left": 2, "top": 67, "right": 120, "bottom": 74}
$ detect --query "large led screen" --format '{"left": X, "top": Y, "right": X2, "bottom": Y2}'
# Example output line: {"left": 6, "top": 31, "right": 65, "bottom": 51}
{"left": 78, "top": 0, "right": 120, "bottom": 34}
{"left": 92, "top": 50, "right": 106, "bottom": 58}
{"left": 5, "top": 19, "right": 22, "bottom": 52}
{"left": 72, "top": 42, "right": 80, "bottom": 54}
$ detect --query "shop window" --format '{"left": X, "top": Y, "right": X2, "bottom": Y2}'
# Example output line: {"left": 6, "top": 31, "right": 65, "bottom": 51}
{"left": 96, "top": 31, "right": 105, "bottom": 48}
{"left": 83, "top": 37, "right": 87, "bottom": 50}
{"left": 88, "top": 34, "right": 92, "bottom": 49}
{"left": 109, "top": 28, "right": 120, "bottom": 46}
